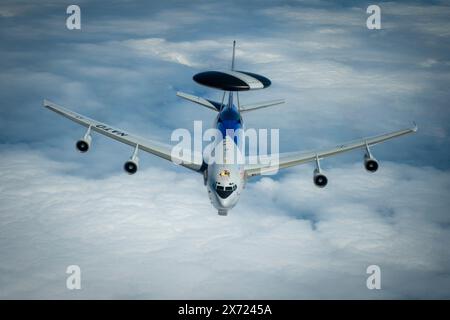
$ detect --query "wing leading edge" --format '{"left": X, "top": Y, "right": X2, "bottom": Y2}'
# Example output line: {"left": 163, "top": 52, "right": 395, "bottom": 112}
{"left": 43, "top": 99, "right": 204, "bottom": 172}
{"left": 244, "top": 124, "right": 418, "bottom": 177}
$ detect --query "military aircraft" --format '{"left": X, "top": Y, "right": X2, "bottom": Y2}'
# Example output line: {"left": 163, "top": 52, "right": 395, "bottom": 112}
{"left": 43, "top": 41, "right": 417, "bottom": 215}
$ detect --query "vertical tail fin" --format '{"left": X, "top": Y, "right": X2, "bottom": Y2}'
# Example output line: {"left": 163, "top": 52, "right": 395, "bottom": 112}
{"left": 231, "top": 40, "right": 236, "bottom": 71}
{"left": 227, "top": 41, "right": 236, "bottom": 109}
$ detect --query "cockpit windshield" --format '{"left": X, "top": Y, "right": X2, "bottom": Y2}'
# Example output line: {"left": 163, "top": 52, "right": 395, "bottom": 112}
{"left": 216, "top": 183, "right": 237, "bottom": 199}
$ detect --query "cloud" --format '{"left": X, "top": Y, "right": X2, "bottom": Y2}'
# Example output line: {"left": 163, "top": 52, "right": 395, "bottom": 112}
{"left": 382, "top": 3, "right": 450, "bottom": 37}
{"left": 262, "top": 6, "right": 367, "bottom": 30}
{"left": 122, "top": 38, "right": 221, "bottom": 67}
{"left": 121, "top": 38, "right": 286, "bottom": 68}
{"left": 0, "top": 2, "right": 36, "bottom": 17}
{"left": 0, "top": 149, "right": 449, "bottom": 299}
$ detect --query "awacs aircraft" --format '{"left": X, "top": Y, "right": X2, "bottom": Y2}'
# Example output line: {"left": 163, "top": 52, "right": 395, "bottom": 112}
{"left": 43, "top": 41, "right": 417, "bottom": 216}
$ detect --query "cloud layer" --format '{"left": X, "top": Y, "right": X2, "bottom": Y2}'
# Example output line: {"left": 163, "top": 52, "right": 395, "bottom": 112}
{"left": 0, "top": 150, "right": 449, "bottom": 299}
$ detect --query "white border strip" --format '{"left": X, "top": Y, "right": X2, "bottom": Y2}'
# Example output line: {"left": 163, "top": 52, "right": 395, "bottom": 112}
{"left": 220, "top": 70, "right": 264, "bottom": 89}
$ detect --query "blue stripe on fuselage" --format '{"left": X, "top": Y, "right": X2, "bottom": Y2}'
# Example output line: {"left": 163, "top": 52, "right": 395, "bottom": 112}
{"left": 217, "top": 104, "right": 242, "bottom": 145}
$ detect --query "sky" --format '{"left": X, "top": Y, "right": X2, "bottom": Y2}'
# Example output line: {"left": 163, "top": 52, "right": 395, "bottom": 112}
{"left": 0, "top": 0, "right": 449, "bottom": 299}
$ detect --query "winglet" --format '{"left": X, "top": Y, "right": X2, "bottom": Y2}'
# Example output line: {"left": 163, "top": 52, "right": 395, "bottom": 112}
{"left": 412, "top": 121, "right": 418, "bottom": 132}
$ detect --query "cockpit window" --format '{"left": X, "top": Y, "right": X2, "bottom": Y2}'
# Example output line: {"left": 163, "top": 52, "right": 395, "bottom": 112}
{"left": 215, "top": 183, "right": 237, "bottom": 199}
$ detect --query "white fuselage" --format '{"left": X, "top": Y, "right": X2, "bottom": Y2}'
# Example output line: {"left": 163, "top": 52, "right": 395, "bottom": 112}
{"left": 205, "top": 94, "right": 245, "bottom": 214}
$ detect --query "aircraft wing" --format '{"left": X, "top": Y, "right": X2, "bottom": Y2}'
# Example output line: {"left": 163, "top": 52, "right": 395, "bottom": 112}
{"left": 43, "top": 99, "right": 204, "bottom": 172}
{"left": 244, "top": 124, "right": 418, "bottom": 177}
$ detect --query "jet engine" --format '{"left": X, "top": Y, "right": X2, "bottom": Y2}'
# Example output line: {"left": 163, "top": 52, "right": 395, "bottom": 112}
{"left": 76, "top": 126, "right": 92, "bottom": 153}
{"left": 124, "top": 145, "right": 139, "bottom": 175}
{"left": 313, "top": 168, "right": 328, "bottom": 188}
{"left": 364, "top": 154, "right": 379, "bottom": 172}
{"left": 363, "top": 143, "right": 379, "bottom": 173}
{"left": 313, "top": 155, "right": 328, "bottom": 188}
{"left": 124, "top": 159, "right": 138, "bottom": 174}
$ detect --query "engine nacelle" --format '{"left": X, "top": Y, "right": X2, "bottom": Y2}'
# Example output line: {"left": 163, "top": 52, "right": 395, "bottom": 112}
{"left": 364, "top": 154, "right": 379, "bottom": 173}
{"left": 75, "top": 135, "right": 91, "bottom": 153}
{"left": 124, "top": 159, "right": 139, "bottom": 175}
{"left": 313, "top": 168, "right": 328, "bottom": 188}
{"left": 124, "top": 145, "right": 140, "bottom": 175}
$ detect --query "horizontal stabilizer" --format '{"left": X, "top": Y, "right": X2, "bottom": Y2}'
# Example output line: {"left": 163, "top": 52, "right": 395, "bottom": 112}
{"left": 176, "top": 91, "right": 222, "bottom": 111}
{"left": 240, "top": 99, "right": 285, "bottom": 112}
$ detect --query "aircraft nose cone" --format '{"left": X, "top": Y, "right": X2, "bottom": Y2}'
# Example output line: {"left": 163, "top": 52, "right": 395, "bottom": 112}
{"left": 215, "top": 192, "right": 237, "bottom": 209}
{"left": 217, "top": 196, "right": 228, "bottom": 207}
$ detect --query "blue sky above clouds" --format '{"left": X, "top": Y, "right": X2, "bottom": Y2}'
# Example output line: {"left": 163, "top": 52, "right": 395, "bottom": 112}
{"left": 0, "top": 0, "right": 450, "bottom": 298}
